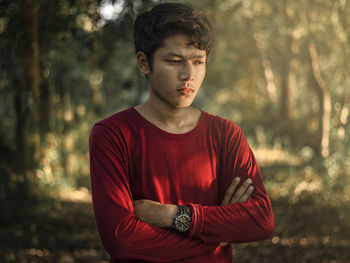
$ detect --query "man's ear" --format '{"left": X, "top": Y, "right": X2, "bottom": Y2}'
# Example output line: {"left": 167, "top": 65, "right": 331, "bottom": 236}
{"left": 136, "top": 51, "right": 151, "bottom": 75}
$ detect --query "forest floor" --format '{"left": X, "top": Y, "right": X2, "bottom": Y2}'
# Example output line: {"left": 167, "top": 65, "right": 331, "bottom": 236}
{"left": 1, "top": 164, "right": 350, "bottom": 263}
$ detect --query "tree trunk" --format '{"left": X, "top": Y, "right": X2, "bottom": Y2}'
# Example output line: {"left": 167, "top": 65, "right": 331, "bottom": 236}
{"left": 337, "top": 0, "right": 350, "bottom": 50}
{"left": 14, "top": 78, "right": 29, "bottom": 195}
{"left": 40, "top": 76, "right": 54, "bottom": 134}
{"left": 308, "top": 42, "right": 331, "bottom": 158}
{"left": 250, "top": 19, "right": 277, "bottom": 105}
{"left": 26, "top": 0, "right": 41, "bottom": 159}
{"left": 280, "top": 1, "right": 298, "bottom": 122}
{"left": 91, "top": 3, "right": 102, "bottom": 115}
{"left": 15, "top": 0, "right": 41, "bottom": 196}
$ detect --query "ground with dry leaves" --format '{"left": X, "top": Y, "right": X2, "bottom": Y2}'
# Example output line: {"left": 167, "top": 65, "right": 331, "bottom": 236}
{"left": 1, "top": 164, "right": 349, "bottom": 263}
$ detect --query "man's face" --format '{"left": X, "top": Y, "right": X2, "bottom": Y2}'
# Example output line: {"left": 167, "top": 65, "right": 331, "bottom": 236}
{"left": 146, "top": 34, "right": 207, "bottom": 109}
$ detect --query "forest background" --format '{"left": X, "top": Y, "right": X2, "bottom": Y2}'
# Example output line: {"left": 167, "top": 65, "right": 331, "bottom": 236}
{"left": 0, "top": 0, "right": 349, "bottom": 262}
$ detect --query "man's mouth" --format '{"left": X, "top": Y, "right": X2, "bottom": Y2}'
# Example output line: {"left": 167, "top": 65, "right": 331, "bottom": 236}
{"left": 177, "top": 88, "right": 193, "bottom": 96}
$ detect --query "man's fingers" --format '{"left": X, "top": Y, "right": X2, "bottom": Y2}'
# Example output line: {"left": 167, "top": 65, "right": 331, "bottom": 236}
{"left": 229, "top": 178, "right": 252, "bottom": 204}
{"left": 238, "top": 185, "right": 254, "bottom": 202}
{"left": 221, "top": 177, "right": 240, "bottom": 205}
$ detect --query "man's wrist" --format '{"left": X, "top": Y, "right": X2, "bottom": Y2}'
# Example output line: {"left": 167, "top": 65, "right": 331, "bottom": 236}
{"left": 163, "top": 204, "right": 178, "bottom": 228}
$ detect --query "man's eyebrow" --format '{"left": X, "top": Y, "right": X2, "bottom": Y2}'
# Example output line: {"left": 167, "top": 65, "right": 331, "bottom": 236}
{"left": 165, "top": 52, "right": 205, "bottom": 59}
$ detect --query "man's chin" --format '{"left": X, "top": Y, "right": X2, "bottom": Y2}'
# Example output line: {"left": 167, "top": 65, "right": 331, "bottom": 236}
{"left": 174, "top": 102, "right": 194, "bottom": 109}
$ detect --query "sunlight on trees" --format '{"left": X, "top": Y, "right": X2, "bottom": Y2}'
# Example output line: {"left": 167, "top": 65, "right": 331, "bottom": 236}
{"left": 0, "top": 0, "right": 348, "bottom": 203}
{"left": 99, "top": 0, "right": 125, "bottom": 21}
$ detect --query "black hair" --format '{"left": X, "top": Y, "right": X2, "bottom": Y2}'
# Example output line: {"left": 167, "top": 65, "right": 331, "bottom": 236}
{"left": 133, "top": 2, "right": 213, "bottom": 70}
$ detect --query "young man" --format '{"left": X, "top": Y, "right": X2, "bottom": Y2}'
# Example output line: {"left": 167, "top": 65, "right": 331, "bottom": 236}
{"left": 89, "top": 2, "right": 274, "bottom": 262}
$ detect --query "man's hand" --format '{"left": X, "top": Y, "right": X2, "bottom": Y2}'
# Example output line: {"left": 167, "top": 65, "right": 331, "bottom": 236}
{"left": 219, "top": 177, "right": 254, "bottom": 247}
{"left": 133, "top": 199, "right": 177, "bottom": 228}
{"left": 221, "top": 177, "right": 254, "bottom": 205}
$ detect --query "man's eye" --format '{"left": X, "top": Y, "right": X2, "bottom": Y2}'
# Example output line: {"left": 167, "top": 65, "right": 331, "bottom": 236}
{"left": 167, "top": 59, "right": 181, "bottom": 64}
{"left": 194, "top": 60, "right": 204, "bottom": 65}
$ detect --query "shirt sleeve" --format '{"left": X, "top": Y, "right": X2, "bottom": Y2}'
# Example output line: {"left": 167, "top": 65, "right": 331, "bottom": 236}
{"left": 187, "top": 124, "right": 274, "bottom": 244}
{"left": 89, "top": 124, "right": 217, "bottom": 262}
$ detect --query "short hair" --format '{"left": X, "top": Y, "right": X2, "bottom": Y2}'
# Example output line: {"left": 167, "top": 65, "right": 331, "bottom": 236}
{"left": 133, "top": 2, "right": 213, "bottom": 70}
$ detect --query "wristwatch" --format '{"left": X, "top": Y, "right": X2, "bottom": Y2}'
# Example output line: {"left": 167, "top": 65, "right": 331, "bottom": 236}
{"left": 173, "top": 205, "right": 191, "bottom": 233}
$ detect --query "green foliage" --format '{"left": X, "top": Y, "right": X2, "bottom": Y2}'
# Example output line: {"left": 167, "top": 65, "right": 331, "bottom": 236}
{"left": 0, "top": 0, "right": 349, "bottom": 206}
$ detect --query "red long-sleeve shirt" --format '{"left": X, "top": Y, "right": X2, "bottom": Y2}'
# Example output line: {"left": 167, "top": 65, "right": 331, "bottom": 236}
{"left": 89, "top": 107, "right": 274, "bottom": 263}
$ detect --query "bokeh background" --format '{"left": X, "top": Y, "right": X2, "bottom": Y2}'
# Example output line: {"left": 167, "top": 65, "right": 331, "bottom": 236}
{"left": 1, "top": 0, "right": 350, "bottom": 262}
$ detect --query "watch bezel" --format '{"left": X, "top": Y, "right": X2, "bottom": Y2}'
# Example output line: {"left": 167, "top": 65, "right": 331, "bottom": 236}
{"left": 174, "top": 205, "right": 191, "bottom": 233}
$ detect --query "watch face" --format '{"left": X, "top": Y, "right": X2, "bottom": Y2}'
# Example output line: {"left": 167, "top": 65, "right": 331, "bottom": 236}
{"left": 175, "top": 214, "right": 191, "bottom": 232}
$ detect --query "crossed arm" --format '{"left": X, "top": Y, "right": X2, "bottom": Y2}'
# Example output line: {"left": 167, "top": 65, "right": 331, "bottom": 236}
{"left": 133, "top": 177, "right": 254, "bottom": 249}
{"left": 133, "top": 177, "right": 254, "bottom": 230}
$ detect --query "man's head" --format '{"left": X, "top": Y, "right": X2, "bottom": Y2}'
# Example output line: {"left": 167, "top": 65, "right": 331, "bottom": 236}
{"left": 133, "top": 2, "right": 213, "bottom": 71}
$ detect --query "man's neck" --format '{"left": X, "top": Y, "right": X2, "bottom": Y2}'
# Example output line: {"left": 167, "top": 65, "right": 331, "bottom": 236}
{"left": 135, "top": 100, "right": 201, "bottom": 134}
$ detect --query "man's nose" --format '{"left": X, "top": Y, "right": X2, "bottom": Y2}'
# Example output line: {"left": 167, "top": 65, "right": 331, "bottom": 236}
{"left": 179, "top": 62, "right": 194, "bottom": 81}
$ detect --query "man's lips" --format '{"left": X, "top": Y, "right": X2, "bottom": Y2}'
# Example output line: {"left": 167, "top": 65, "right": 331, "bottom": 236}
{"left": 177, "top": 87, "right": 194, "bottom": 96}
